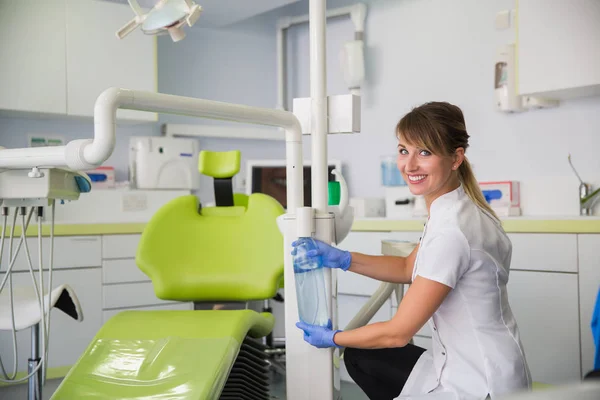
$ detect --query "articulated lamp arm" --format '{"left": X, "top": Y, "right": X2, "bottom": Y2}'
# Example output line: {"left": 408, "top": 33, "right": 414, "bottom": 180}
{"left": 0, "top": 87, "right": 305, "bottom": 211}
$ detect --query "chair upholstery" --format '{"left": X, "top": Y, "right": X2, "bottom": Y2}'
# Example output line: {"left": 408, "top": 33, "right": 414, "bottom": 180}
{"left": 52, "top": 310, "right": 274, "bottom": 400}
{"left": 136, "top": 193, "right": 285, "bottom": 302}
{"left": 51, "top": 150, "right": 285, "bottom": 399}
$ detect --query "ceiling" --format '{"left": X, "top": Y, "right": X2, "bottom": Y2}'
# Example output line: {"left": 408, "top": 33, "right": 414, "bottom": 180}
{"left": 99, "top": 0, "right": 301, "bottom": 28}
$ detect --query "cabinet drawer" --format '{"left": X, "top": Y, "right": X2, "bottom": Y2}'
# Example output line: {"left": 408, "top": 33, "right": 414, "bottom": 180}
{"left": 102, "top": 234, "right": 141, "bottom": 259}
{"left": 102, "top": 302, "right": 193, "bottom": 323}
{"left": 1, "top": 235, "right": 101, "bottom": 272}
{"left": 103, "top": 259, "right": 149, "bottom": 284}
{"left": 507, "top": 233, "right": 577, "bottom": 273}
{"left": 508, "top": 270, "right": 580, "bottom": 384}
{"left": 103, "top": 281, "right": 175, "bottom": 309}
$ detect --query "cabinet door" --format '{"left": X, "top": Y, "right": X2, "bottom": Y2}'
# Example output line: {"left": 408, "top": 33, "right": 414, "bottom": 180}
{"left": 577, "top": 234, "right": 600, "bottom": 377}
{"left": 0, "top": 236, "right": 102, "bottom": 272}
{"left": 507, "top": 270, "right": 580, "bottom": 384}
{"left": 508, "top": 233, "right": 577, "bottom": 273}
{"left": 102, "top": 234, "right": 141, "bottom": 259}
{"left": 0, "top": 0, "right": 67, "bottom": 114}
{"left": 0, "top": 268, "right": 102, "bottom": 372}
{"left": 517, "top": 0, "right": 600, "bottom": 99}
{"left": 65, "top": 0, "right": 157, "bottom": 121}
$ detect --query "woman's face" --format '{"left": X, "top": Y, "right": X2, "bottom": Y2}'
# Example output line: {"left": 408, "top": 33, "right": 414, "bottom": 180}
{"left": 396, "top": 140, "right": 463, "bottom": 207}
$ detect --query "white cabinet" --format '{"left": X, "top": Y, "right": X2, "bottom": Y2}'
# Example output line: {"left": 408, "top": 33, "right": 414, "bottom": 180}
{"left": 101, "top": 234, "right": 192, "bottom": 317}
{"left": 507, "top": 233, "right": 578, "bottom": 273}
{"left": 577, "top": 234, "right": 600, "bottom": 377}
{"left": 507, "top": 270, "right": 581, "bottom": 384}
{"left": 0, "top": 236, "right": 102, "bottom": 272}
{"left": 0, "top": 0, "right": 67, "bottom": 114}
{"left": 517, "top": 0, "right": 600, "bottom": 100}
{"left": 0, "top": 267, "right": 102, "bottom": 372}
{"left": 0, "top": 0, "right": 156, "bottom": 121}
{"left": 65, "top": 0, "right": 157, "bottom": 121}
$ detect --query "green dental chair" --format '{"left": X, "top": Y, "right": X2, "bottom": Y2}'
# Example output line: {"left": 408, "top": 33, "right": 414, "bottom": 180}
{"left": 51, "top": 150, "right": 285, "bottom": 400}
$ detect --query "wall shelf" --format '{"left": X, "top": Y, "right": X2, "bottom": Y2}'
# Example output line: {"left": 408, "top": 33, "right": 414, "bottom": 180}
{"left": 162, "top": 123, "right": 285, "bottom": 141}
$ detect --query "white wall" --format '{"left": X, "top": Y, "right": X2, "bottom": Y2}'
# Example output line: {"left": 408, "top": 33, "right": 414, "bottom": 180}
{"left": 285, "top": 0, "right": 600, "bottom": 216}
{"left": 157, "top": 24, "right": 287, "bottom": 202}
{"left": 3, "top": 0, "right": 598, "bottom": 216}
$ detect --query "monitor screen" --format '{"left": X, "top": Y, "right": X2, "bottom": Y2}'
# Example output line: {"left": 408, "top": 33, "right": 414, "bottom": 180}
{"left": 247, "top": 160, "right": 341, "bottom": 209}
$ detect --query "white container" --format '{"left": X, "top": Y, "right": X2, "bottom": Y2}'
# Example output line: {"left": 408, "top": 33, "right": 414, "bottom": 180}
{"left": 495, "top": 44, "right": 524, "bottom": 113}
{"left": 479, "top": 181, "right": 521, "bottom": 217}
{"left": 129, "top": 136, "right": 200, "bottom": 190}
{"left": 385, "top": 187, "right": 417, "bottom": 219}
{"left": 349, "top": 198, "right": 385, "bottom": 218}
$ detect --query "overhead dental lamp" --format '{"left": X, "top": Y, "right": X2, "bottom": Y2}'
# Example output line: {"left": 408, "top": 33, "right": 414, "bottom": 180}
{"left": 116, "top": 0, "right": 202, "bottom": 42}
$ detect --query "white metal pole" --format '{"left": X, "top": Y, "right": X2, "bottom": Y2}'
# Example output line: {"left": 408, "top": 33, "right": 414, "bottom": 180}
{"left": 277, "top": 22, "right": 288, "bottom": 111}
{"left": 287, "top": 1, "right": 338, "bottom": 399}
{"left": 310, "top": 0, "right": 328, "bottom": 215}
{"left": 287, "top": 4, "right": 358, "bottom": 26}
{"left": 0, "top": 146, "right": 67, "bottom": 169}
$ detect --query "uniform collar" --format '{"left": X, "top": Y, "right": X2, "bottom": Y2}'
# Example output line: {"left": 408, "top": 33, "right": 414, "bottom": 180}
{"left": 429, "top": 184, "right": 465, "bottom": 217}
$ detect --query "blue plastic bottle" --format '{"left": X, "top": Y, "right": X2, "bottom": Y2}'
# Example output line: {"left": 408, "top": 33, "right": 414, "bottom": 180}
{"left": 293, "top": 237, "right": 330, "bottom": 327}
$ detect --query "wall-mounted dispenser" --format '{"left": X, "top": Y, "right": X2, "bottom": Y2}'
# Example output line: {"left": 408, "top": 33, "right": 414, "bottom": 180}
{"left": 495, "top": 44, "right": 524, "bottom": 113}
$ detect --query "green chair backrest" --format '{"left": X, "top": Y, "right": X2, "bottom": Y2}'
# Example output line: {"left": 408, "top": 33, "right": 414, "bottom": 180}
{"left": 136, "top": 193, "right": 285, "bottom": 302}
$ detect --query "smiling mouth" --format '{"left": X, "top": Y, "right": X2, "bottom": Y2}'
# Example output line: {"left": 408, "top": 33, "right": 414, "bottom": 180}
{"left": 408, "top": 175, "right": 427, "bottom": 183}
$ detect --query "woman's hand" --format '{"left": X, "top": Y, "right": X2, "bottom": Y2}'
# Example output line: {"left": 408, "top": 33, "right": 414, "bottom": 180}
{"left": 296, "top": 321, "right": 342, "bottom": 348}
{"left": 291, "top": 239, "right": 352, "bottom": 271}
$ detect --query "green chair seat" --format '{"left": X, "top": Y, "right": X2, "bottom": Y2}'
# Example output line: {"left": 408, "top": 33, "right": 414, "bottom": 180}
{"left": 51, "top": 310, "right": 273, "bottom": 400}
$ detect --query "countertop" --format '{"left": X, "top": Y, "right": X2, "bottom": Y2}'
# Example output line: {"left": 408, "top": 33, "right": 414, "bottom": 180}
{"left": 4, "top": 216, "right": 600, "bottom": 237}
{"left": 352, "top": 216, "right": 600, "bottom": 233}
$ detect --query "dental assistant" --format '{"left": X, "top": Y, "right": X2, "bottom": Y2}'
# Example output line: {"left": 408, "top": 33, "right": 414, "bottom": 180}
{"left": 293, "top": 102, "right": 531, "bottom": 400}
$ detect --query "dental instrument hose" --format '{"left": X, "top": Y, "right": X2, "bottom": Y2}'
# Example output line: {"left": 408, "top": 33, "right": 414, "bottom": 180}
{"left": 0, "top": 206, "right": 18, "bottom": 380}
{"left": 0, "top": 204, "right": 55, "bottom": 385}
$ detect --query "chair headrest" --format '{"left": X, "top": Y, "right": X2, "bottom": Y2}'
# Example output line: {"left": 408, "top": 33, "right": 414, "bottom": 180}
{"left": 198, "top": 150, "right": 240, "bottom": 178}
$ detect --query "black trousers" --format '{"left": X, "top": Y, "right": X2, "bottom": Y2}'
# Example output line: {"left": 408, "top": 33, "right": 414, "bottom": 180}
{"left": 344, "top": 344, "right": 427, "bottom": 400}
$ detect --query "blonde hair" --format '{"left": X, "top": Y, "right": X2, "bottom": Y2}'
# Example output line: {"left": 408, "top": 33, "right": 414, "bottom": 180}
{"left": 395, "top": 101, "right": 498, "bottom": 220}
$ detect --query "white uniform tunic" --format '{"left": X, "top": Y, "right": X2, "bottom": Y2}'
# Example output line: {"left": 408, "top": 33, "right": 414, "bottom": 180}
{"left": 395, "top": 185, "right": 531, "bottom": 400}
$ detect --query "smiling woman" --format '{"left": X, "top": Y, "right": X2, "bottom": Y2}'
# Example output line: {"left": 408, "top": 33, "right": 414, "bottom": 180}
{"left": 395, "top": 101, "right": 498, "bottom": 219}
{"left": 293, "top": 101, "right": 532, "bottom": 400}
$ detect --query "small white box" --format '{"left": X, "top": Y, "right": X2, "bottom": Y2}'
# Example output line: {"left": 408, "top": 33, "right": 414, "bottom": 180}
{"left": 479, "top": 181, "right": 521, "bottom": 216}
{"left": 479, "top": 181, "right": 520, "bottom": 207}
{"left": 130, "top": 136, "right": 200, "bottom": 190}
{"left": 385, "top": 186, "right": 417, "bottom": 219}
{"left": 349, "top": 198, "right": 385, "bottom": 218}
{"left": 292, "top": 94, "right": 361, "bottom": 135}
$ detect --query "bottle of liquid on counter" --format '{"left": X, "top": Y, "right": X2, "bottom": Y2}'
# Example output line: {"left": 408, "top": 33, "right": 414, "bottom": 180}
{"left": 293, "top": 208, "right": 330, "bottom": 328}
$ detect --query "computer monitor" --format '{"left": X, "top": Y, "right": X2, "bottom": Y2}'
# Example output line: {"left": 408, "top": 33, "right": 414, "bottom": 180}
{"left": 246, "top": 159, "right": 342, "bottom": 209}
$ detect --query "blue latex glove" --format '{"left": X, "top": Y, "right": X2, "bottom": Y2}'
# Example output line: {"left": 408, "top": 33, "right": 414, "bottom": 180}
{"left": 296, "top": 321, "right": 342, "bottom": 349}
{"left": 291, "top": 239, "right": 352, "bottom": 271}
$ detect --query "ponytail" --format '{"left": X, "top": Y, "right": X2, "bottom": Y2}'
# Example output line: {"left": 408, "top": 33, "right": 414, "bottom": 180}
{"left": 457, "top": 158, "right": 499, "bottom": 221}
